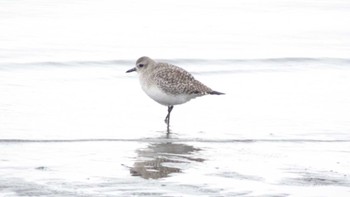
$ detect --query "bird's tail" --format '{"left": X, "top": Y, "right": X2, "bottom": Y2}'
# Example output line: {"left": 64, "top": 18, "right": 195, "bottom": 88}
{"left": 209, "top": 91, "right": 225, "bottom": 95}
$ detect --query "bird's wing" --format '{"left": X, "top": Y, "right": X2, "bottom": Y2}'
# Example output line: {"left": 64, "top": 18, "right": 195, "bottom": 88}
{"left": 153, "top": 64, "right": 212, "bottom": 95}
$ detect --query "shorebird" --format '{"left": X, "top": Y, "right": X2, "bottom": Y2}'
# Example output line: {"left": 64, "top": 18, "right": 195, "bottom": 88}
{"left": 126, "top": 56, "right": 224, "bottom": 132}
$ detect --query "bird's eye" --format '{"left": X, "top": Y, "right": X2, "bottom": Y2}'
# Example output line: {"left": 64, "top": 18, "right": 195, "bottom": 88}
{"left": 139, "top": 64, "right": 144, "bottom": 68}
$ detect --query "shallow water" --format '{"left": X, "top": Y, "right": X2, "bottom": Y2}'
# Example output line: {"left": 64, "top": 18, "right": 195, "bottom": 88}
{"left": 0, "top": 139, "right": 350, "bottom": 196}
{"left": 1, "top": 59, "right": 350, "bottom": 196}
{"left": 1, "top": 0, "right": 350, "bottom": 196}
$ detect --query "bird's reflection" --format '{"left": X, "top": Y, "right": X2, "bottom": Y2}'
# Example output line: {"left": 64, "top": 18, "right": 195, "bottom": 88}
{"left": 130, "top": 139, "right": 204, "bottom": 179}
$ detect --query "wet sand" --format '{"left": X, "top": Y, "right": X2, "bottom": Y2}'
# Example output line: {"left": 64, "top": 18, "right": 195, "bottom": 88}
{"left": 0, "top": 138, "right": 349, "bottom": 196}
{"left": 1, "top": 59, "right": 350, "bottom": 196}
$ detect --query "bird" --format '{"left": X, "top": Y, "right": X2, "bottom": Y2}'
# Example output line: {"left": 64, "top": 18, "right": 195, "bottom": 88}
{"left": 126, "top": 56, "right": 224, "bottom": 132}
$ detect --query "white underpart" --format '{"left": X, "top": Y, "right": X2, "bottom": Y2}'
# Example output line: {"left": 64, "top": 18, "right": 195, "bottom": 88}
{"left": 141, "top": 85, "right": 195, "bottom": 106}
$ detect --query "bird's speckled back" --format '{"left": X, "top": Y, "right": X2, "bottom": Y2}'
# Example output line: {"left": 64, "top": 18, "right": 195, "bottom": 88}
{"left": 149, "top": 62, "right": 213, "bottom": 95}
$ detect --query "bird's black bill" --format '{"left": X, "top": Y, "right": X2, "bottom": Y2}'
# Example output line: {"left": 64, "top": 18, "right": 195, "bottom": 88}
{"left": 126, "top": 67, "right": 136, "bottom": 73}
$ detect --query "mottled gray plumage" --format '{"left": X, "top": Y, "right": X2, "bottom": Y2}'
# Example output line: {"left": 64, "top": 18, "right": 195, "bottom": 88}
{"left": 150, "top": 62, "right": 213, "bottom": 95}
{"left": 134, "top": 56, "right": 222, "bottom": 96}
{"left": 126, "top": 56, "right": 224, "bottom": 132}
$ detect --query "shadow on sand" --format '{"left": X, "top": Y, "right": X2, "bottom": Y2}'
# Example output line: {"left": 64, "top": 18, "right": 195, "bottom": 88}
{"left": 129, "top": 133, "right": 204, "bottom": 179}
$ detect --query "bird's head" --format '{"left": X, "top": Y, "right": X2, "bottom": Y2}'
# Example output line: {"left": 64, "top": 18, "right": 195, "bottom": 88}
{"left": 126, "top": 56, "right": 156, "bottom": 74}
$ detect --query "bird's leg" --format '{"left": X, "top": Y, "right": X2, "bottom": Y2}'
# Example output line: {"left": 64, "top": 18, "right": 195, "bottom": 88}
{"left": 164, "top": 106, "right": 173, "bottom": 123}
{"left": 164, "top": 105, "right": 174, "bottom": 132}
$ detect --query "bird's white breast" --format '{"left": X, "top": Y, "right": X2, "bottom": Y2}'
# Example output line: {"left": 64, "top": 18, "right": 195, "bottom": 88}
{"left": 141, "top": 84, "right": 193, "bottom": 106}
{"left": 138, "top": 69, "right": 198, "bottom": 106}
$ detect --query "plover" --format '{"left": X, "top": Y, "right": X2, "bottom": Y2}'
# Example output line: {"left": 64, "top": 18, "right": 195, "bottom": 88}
{"left": 126, "top": 56, "right": 224, "bottom": 132}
